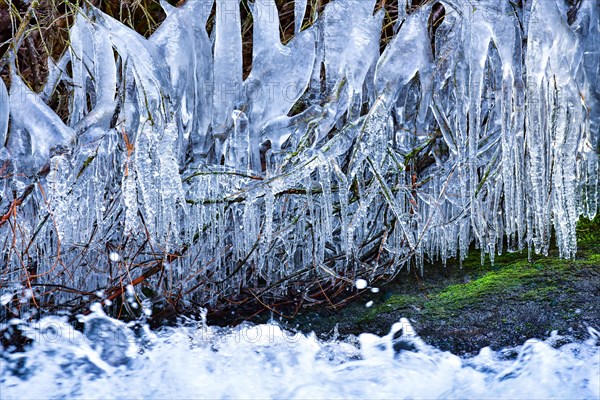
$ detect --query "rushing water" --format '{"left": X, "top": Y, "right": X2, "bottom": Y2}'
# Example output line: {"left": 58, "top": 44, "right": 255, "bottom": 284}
{"left": 1, "top": 308, "right": 598, "bottom": 399}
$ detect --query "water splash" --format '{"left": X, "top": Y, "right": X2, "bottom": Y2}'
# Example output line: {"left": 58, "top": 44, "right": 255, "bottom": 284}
{"left": 0, "top": 313, "right": 598, "bottom": 399}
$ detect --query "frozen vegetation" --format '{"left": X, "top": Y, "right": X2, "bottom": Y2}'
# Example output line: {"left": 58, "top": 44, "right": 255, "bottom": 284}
{"left": 0, "top": 0, "right": 598, "bottom": 312}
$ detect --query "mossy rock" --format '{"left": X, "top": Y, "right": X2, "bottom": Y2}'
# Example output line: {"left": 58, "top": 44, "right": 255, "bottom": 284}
{"left": 277, "top": 216, "right": 600, "bottom": 355}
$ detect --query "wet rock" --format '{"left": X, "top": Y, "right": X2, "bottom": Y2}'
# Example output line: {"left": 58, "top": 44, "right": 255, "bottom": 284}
{"left": 83, "top": 317, "right": 132, "bottom": 367}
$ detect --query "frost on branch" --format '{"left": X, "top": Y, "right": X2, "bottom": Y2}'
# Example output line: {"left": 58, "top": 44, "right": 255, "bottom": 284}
{"left": 0, "top": 0, "right": 598, "bottom": 314}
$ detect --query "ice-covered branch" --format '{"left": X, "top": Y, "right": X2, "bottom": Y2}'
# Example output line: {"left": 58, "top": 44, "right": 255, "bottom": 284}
{"left": 0, "top": 0, "right": 597, "bottom": 313}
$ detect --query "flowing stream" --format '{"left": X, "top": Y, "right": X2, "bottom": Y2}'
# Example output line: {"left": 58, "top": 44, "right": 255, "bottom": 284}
{"left": 1, "top": 309, "right": 598, "bottom": 399}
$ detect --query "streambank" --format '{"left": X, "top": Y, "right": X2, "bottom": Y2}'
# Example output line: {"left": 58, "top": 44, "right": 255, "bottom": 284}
{"left": 280, "top": 218, "right": 600, "bottom": 355}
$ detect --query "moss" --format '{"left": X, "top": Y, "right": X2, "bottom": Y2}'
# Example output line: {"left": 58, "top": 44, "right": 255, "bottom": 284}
{"left": 580, "top": 253, "right": 600, "bottom": 264}
{"left": 279, "top": 216, "right": 599, "bottom": 354}
{"left": 435, "top": 262, "right": 538, "bottom": 305}
{"left": 358, "top": 216, "right": 599, "bottom": 325}
{"left": 516, "top": 285, "right": 558, "bottom": 300}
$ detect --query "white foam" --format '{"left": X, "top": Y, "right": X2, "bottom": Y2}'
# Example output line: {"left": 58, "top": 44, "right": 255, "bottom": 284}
{"left": 1, "top": 313, "right": 598, "bottom": 400}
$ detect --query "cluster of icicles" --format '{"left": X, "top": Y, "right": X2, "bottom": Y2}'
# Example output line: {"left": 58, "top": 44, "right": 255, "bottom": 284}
{"left": 0, "top": 0, "right": 598, "bottom": 310}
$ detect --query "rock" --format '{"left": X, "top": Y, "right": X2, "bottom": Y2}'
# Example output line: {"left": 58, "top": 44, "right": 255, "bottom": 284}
{"left": 83, "top": 317, "right": 132, "bottom": 367}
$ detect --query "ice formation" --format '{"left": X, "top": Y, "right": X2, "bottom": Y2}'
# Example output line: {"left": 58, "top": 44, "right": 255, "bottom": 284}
{"left": 0, "top": 0, "right": 598, "bottom": 310}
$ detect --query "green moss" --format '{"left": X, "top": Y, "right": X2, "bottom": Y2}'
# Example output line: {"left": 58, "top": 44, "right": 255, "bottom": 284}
{"left": 380, "top": 294, "right": 416, "bottom": 309}
{"left": 580, "top": 253, "right": 600, "bottom": 264}
{"left": 283, "top": 216, "right": 599, "bottom": 354}
{"left": 437, "top": 262, "right": 538, "bottom": 302}
{"left": 424, "top": 267, "right": 544, "bottom": 317}
{"left": 358, "top": 215, "right": 599, "bottom": 324}
{"left": 521, "top": 285, "right": 558, "bottom": 300}
{"left": 576, "top": 216, "right": 600, "bottom": 254}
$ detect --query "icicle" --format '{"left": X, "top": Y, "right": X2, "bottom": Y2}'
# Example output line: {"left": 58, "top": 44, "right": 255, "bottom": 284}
{"left": 258, "top": 105, "right": 322, "bottom": 155}
{"left": 46, "top": 154, "right": 72, "bottom": 241}
{"left": 577, "top": 0, "right": 600, "bottom": 220}
{"left": 227, "top": 110, "right": 250, "bottom": 169}
{"left": 261, "top": 187, "right": 276, "bottom": 273}
{"left": 318, "top": 161, "right": 333, "bottom": 245}
{"left": 294, "top": 0, "right": 307, "bottom": 34}
{"left": 212, "top": 0, "right": 243, "bottom": 162}
{"left": 331, "top": 160, "right": 350, "bottom": 257}
{"left": 96, "top": 9, "right": 171, "bottom": 125}
{"left": 122, "top": 155, "right": 139, "bottom": 236}
{"left": 0, "top": 78, "right": 8, "bottom": 147}
{"left": 69, "top": 14, "right": 94, "bottom": 128}
{"left": 525, "top": 0, "right": 584, "bottom": 257}
{"left": 150, "top": 2, "right": 196, "bottom": 132}
{"left": 134, "top": 120, "right": 160, "bottom": 235}
{"left": 244, "top": 0, "right": 316, "bottom": 170}
{"left": 158, "top": 122, "right": 187, "bottom": 244}
{"left": 41, "top": 54, "right": 70, "bottom": 102}
{"left": 249, "top": 0, "right": 279, "bottom": 60}
{"left": 374, "top": 4, "right": 432, "bottom": 102}
{"left": 243, "top": 196, "right": 258, "bottom": 258}
{"left": 73, "top": 20, "right": 117, "bottom": 133}
{"left": 347, "top": 182, "right": 378, "bottom": 255}
{"left": 320, "top": 0, "right": 381, "bottom": 98}
{"left": 8, "top": 73, "right": 75, "bottom": 172}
